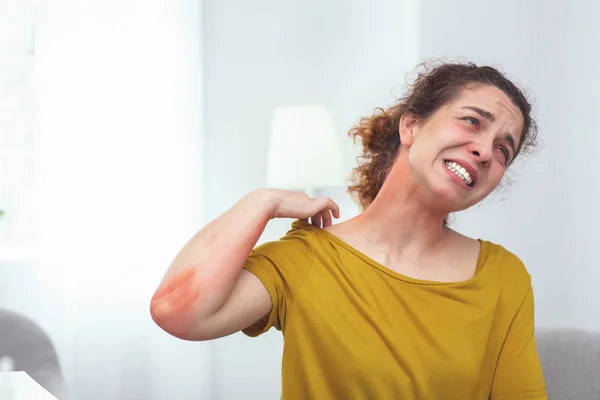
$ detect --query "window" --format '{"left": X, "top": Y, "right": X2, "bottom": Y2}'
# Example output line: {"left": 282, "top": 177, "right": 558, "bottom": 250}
{"left": 0, "top": 0, "right": 36, "bottom": 262}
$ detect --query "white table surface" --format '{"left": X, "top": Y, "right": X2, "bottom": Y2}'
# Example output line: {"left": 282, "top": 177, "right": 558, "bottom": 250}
{"left": 0, "top": 371, "right": 58, "bottom": 400}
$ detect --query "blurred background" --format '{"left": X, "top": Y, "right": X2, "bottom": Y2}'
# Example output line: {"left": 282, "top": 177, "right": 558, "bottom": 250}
{"left": 0, "top": 0, "right": 598, "bottom": 399}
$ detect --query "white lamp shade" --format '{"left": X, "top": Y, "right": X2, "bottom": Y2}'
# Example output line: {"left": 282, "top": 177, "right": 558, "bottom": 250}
{"left": 266, "top": 105, "right": 346, "bottom": 190}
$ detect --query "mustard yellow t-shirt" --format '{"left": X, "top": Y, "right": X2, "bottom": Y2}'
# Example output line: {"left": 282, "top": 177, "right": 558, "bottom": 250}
{"left": 243, "top": 220, "right": 547, "bottom": 400}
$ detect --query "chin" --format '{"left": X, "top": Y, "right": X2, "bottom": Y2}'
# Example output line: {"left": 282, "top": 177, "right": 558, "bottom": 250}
{"left": 428, "top": 184, "right": 480, "bottom": 213}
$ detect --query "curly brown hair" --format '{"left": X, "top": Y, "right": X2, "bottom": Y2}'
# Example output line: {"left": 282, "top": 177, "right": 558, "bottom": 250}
{"left": 347, "top": 60, "right": 538, "bottom": 211}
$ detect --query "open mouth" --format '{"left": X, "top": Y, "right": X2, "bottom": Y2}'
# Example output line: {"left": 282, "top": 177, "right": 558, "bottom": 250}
{"left": 444, "top": 160, "right": 474, "bottom": 188}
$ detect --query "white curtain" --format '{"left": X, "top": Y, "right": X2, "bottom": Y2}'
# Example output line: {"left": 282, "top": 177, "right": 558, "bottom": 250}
{"left": 31, "top": 1, "right": 211, "bottom": 399}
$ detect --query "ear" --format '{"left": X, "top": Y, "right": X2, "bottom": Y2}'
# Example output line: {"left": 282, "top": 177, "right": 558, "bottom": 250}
{"left": 399, "top": 113, "right": 418, "bottom": 147}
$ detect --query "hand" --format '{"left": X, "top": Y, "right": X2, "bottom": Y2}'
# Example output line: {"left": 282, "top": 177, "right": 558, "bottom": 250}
{"left": 263, "top": 189, "right": 340, "bottom": 228}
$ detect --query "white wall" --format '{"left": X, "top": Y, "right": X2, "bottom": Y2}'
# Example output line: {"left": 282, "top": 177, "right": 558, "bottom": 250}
{"left": 12, "top": 0, "right": 600, "bottom": 399}
{"left": 33, "top": 1, "right": 209, "bottom": 399}
{"left": 203, "top": 0, "right": 420, "bottom": 398}
{"left": 203, "top": 3, "right": 321, "bottom": 397}
{"left": 205, "top": 1, "right": 600, "bottom": 399}
{"left": 418, "top": 0, "right": 600, "bottom": 331}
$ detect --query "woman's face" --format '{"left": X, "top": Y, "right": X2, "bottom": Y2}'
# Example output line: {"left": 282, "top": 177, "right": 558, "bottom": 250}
{"left": 399, "top": 84, "right": 524, "bottom": 213}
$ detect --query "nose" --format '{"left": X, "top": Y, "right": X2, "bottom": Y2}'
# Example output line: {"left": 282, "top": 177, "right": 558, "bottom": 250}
{"left": 467, "top": 140, "right": 493, "bottom": 165}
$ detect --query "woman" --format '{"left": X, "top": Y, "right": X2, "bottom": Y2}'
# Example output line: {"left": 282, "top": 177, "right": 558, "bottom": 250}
{"left": 150, "top": 61, "right": 548, "bottom": 399}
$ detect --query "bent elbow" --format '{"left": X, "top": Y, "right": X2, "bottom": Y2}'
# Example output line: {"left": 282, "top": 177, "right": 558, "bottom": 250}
{"left": 150, "top": 269, "right": 204, "bottom": 338}
{"left": 149, "top": 297, "right": 203, "bottom": 340}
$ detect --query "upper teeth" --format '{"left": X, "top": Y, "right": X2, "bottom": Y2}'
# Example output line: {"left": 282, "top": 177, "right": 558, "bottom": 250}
{"left": 445, "top": 161, "right": 473, "bottom": 186}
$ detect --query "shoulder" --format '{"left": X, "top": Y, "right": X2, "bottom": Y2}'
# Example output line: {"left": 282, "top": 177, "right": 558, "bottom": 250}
{"left": 480, "top": 239, "right": 533, "bottom": 293}
{"left": 275, "top": 219, "right": 318, "bottom": 246}
{"left": 244, "top": 220, "right": 319, "bottom": 293}
{"left": 250, "top": 219, "right": 318, "bottom": 260}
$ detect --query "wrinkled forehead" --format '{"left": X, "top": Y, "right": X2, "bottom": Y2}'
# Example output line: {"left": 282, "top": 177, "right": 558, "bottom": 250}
{"left": 454, "top": 85, "right": 525, "bottom": 136}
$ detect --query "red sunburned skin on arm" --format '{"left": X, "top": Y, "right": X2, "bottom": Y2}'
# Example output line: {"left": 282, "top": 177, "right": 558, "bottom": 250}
{"left": 150, "top": 192, "right": 273, "bottom": 336}
{"left": 150, "top": 268, "right": 201, "bottom": 333}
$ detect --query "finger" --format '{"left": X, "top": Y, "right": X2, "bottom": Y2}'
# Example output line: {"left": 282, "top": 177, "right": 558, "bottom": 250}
{"left": 320, "top": 198, "right": 340, "bottom": 219}
{"left": 321, "top": 208, "right": 333, "bottom": 227}
{"left": 311, "top": 213, "right": 322, "bottom": 228}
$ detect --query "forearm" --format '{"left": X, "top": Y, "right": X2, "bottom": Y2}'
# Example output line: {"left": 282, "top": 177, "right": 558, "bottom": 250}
{"left": 151, "top": 189, "right": 276, "bottom": 328}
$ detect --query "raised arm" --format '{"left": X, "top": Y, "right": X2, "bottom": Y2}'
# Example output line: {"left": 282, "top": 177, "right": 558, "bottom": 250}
{"left": 150, "top": 189, "right": 339, "bottom": 341}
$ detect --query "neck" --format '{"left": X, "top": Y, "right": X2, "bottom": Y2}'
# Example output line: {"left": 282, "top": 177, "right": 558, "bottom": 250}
{"left": 343, "top": 156, "right": 453, "bottom": 260}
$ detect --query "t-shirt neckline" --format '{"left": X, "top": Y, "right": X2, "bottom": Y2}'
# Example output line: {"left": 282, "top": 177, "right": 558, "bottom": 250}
{"left": 293, "top": 219, "right": 489, "bottom": 286}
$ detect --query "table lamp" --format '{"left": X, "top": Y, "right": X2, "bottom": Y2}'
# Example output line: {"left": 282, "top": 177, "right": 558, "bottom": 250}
{"left": 266, "top": 105, "right": 346, "bottom": 198}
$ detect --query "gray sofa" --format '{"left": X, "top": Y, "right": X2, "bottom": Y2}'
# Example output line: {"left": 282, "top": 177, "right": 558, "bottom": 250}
{"left": 0, "top": 308, "right": 74, "bottom": 400}
{"left": 537, "top": 328, "right": 600, "bottom": 400}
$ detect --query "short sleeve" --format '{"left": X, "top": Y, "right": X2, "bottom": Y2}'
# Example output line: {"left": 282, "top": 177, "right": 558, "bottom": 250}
{"left": 491, "top": 284, "right": 548, "bottom": 399}
{"left": 242, "top": 220, "right": 315, "bottom": 337}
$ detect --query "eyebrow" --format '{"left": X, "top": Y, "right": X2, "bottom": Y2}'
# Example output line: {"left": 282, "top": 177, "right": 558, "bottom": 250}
{"left": 461, "top": 105, "right": 518, "bottom": 157}
{"left": 461, "top": 106, "right": 495, "bottom": 122}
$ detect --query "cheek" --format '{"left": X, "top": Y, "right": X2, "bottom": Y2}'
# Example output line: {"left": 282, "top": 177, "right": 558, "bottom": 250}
{"left": 406, "top": 126, "right": 465, "bottom": 176}
{"left": 406, "top": 144, "right": 433, "bottom": 180}
{"left": 432, "top": 127, "right": 466, "bottom": 158}
{"left": 486, "top": 165, "right": 507, "bottom": 189}
{"left": 409, "top": 132, "right": 445, "bottom": 162}
{"left": 437, "top": 121, "right": 467, "bottom": 139}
